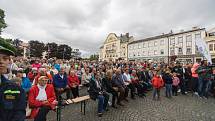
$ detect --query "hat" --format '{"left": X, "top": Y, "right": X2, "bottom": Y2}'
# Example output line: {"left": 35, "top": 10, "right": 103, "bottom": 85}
{"left": 38, "top": 76, "right": 49, "bottom": 81}
{"left": 0, "top": 39, "right": 16, "bottom": 56}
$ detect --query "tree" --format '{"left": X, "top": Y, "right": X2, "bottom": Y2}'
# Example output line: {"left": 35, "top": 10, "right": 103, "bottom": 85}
{"left": 89, "top": 54, "right": 99, "bottom": 61}
{"left": 29, "top": 40, "right": 45, "bottom": 57}
{"left": 56, "top": 44, "right": 72, "bottom": 59}
{"left": 0, "top": 9, "right": 7, "bottom": 34}
{"left": 45, "top": 42, "right": 58, "bottom": 58}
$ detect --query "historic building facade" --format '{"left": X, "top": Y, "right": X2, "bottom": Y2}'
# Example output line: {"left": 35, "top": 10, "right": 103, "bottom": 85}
{"left": 128, "top": 27, "right": 206, "bottom": 63}
{"left": 205, "top": 27, "right": 215, "bottom": 63}
{"left": 99, "top": 33, "right": 133, "bottom": 61}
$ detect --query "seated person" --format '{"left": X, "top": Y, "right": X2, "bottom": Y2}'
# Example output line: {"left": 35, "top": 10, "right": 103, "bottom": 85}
{"left": 88, "top": 71, "right": 109, "bottom": 117}
{"left": 28, "top": 76, "right": 57, "bottom": 121}
{"left": 67, "top": 70, "right": 80, "bottom": 98}
{"left": 53, "top": 68, "right": 70, "bottom": 99}
{"left": 16, "top": 68, "right": 32, "bottom": 93}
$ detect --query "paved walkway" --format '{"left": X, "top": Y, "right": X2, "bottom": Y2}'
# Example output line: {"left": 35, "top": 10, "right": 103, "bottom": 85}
{"left": 29, "top": 88, "right": 215, "bottom": 121}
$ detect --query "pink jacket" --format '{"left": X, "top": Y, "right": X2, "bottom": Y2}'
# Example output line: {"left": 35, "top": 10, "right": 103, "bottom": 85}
{"left": 172, "top": 76, "right": 180, "bottom": 86}
{"left": 191, "top": 63, "right": 199, "bottom": 78}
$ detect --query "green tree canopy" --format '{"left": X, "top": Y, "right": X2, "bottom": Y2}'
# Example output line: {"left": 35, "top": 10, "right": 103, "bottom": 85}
{"left": 0, "top": 9, "right": 7, "bottom": 34}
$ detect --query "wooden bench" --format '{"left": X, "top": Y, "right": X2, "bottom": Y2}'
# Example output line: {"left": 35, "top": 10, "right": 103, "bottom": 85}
{"left": 65, "top": 95, "right": 90, "bottom": 115}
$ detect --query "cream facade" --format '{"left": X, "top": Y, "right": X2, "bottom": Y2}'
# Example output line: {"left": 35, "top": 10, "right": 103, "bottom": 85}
{"left": 128, "top": 28, "right": 206, "bottom": 63}
{"left": 99, "top": 33, "right": 133, "bottom": 61}
{"left": 205, "top": 27, "right": 215, "bottom": 63}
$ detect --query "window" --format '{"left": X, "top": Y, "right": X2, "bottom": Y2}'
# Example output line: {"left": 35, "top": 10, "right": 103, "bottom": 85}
{"left": 129, "top": 45, "right": 133, "bottom": 50}
{"left": 170, "top": 38, "right": 175, "bottom": 45}
{"left": 142, "top": 51, "right": 145, "bottom": 56}
{"left": 143, "top": 42, "right": 146, "bottom": 48}
{"left": 154, "top": 41, "right": 158, "bottom": 46}
{"left": 170, "top": 48, "right": 175, "bottom": 55}
{"left": 138, "top": 43, "right": 142, "bottom": 49}
{"left": 129, "top": 53, "right": 132, "bottom": 57}
{"left": 195, "top": 33, "right": 201, "bottom": 39}
{"left": 209, "top": 44, "right": 213, "bottom": 51}
{"left": 160, "top": 40, "right": 164, "bottom": 45}
{"left": 214, "top": 44, "right": 215, "bottom": 51}
{"left": 178, "top": 37, "right": 183, "bottom": 47}
{"left": 138, "top": 52, "right": 140, "bottom": 56}
{"left": 148, "top": 51, "right": 153, "bottom": 55}
{"left": 178, "top": 47, "right": 183, "bottom": 54}
{"left": 160, "top": 49, "right": 164, "bottom": 55}
{"left": 186, "top": 48, "right": 192, "bottom": 54}
{"left": 133, "top": 53, "right": 136, "bottom": 57}
{"left": 154, "top": 50, "right": 158, "bottom": 55}
{"left": 186, "top": 35, "right": 192, "bottom": 47}
{"left": 209, "top": 32, "right": 215, "bottom": 36}
{"left": 148, "top": 42, "right": 153, "bottom": 47}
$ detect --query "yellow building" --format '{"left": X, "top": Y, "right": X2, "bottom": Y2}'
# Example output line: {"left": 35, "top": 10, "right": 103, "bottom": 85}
{"left": 99, "top": 33, "right": 134, "bottom": 61}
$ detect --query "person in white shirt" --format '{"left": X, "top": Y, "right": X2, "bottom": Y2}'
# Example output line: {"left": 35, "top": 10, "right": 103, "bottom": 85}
{"left": 123, "top": 68, "right": 136, "bottom": 99}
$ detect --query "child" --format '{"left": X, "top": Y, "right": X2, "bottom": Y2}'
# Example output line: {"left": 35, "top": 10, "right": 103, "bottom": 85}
{"left": 172, "top": 73, "right": 180, "bottom": 96}
{"left": 151, "top": 70, "right": 164, "bottom": 100}
{"left": 162, "top": 71, "right": 173, "bottom": 98}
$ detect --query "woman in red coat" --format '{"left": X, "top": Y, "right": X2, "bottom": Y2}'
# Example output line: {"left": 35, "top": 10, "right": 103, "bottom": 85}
{"left": 67, "top": 70, "right": 80, "bottom": 98}
{"left": 28, "top": 76, "right": 57, "bottom": 121}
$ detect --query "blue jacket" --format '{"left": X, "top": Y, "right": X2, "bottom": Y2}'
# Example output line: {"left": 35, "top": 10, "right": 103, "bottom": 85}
{"left": 0, "top": 75, "right": 26, "bottom": 121}
{"left": 54, "top": 64, "right": 61, "bottom": 71}
{"left": 112, "top": 74, "right": 125, "bottom": 88}
{"left": 21, "top": 77, "right": 32, "bottom": 92}
{"left": 53, "top": 74, "right": 68, "bottom": 88}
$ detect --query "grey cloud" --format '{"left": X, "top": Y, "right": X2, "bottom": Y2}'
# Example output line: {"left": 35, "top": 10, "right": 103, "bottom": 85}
{"left": 0, "top": 0, "right": 215, "bottom": 55}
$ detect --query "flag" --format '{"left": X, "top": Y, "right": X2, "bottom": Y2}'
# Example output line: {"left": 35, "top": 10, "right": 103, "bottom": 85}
{"left": 195, "top": 38, "right": 212, "bottom": 64}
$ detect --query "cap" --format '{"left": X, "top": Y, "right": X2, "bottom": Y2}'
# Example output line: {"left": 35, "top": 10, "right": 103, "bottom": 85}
{"left": 0, "top": 39, "right": 16, "bottom": 56}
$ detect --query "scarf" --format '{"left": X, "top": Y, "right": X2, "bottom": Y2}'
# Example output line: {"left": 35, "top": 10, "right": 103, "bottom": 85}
{"left": 36, "top": 84, "right": 47, "bottom": 101}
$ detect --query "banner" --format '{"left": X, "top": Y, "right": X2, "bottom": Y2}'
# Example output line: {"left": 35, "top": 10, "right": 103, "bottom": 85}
{"left": 195, "top": 38, "right": 212, "bottom": 64}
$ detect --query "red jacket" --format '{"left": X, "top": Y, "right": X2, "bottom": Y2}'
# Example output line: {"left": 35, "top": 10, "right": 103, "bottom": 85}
{"left": 28, "top": 84, "right": 56, "bottom": 119}
{"left": 67, "top": 75, "right": 80, "bottom": 87}
{"left": 151, "top": 75, "right": 164, "bottom": 88}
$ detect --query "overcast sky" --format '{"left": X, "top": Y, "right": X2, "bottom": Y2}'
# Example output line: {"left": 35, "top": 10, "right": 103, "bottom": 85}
{"left": 0, "top": 0, "right": 215, "bottom": 56}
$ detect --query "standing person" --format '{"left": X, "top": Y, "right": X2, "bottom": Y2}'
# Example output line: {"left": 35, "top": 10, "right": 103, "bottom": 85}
{"left": 28, "top": 76, "right": 57, "bottom": 121}
{"left": 172, "top": 61, "right": 186, "bottom": 95}
{"left": 67, "top": 70, "right": 80, "bottom": 98}
{"left": 196, "top": 60, "right": 212, "bottom": 98}
{"left": 162, "top": 71, "right": 173, "bottom": 98}
{"left": 88, "top": 72, "right": 109, "bottom": 117}
{"left": 172, "top": 73, "right": 180, "bottom": 96}
{"left": 0, "top": 40, "right": 26, "bottom": 121}
{"left": 151, "top": 70, "right": 164, "bottom": 100}
{"left": 191, "top": 63, "right": 199, "bottom": 95}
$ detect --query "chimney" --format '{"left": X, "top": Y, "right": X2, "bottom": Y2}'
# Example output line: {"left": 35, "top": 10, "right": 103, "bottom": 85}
{"left": 192, "top": 26, "right": 199, "bottom": 30}
{"left": 126, "top": 33, "right": 129, "bottom": 38}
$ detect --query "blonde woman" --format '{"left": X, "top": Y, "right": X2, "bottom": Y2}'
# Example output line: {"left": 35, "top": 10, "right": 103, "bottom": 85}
{"left": 102, "top": 70, "right": 118, "bottom": 108}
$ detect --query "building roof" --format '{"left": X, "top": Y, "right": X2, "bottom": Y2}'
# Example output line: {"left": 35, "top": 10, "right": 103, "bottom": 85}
{"left": 128, "top": 28, "right": 205, "bottom": 45}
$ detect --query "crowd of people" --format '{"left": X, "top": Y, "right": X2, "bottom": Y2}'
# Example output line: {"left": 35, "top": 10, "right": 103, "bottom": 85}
{"left": 1, "top": 41, "right": 215, "bottom": 121}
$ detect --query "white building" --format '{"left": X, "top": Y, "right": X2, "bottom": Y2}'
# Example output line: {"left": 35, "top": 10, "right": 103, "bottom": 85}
{"left": 128, "top": 27, "right": 206, "bottom": 63}
{"left": 99, "top": 33, "right": 133, "bottom": 61}
{"left": 205, "top": 27, "right": 215, "bottom": 63}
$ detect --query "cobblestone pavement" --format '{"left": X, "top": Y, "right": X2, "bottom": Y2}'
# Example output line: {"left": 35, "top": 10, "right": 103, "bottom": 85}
{"left": 28, "top": 88, "right": 215, "bottom": 121}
